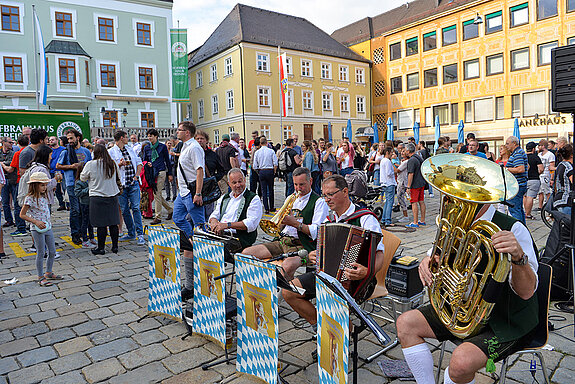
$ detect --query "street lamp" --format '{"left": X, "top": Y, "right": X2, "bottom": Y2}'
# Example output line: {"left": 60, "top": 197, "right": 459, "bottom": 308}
{"left": 473, "top": 12, "right": 483, "bottom": 24}
{"left": 123, "top": 120, "right": 126, "bottom": 128}
{"left": 92, "top": 119, "right": 95, "bottom": 128}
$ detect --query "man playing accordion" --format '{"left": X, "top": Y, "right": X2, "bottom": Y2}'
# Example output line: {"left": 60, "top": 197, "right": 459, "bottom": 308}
{"left": 282, "top": 174, "right": 386, "bottom": 329}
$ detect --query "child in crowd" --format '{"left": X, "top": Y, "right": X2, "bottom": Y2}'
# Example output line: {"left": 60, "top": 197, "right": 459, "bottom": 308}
{"left": 20, "top": 172, "right": 62, "bottom": 286}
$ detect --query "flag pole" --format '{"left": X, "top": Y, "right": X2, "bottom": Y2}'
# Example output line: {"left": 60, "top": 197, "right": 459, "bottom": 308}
{"left": 278, "top": 46, "right": 283, "bottom": 142}
{"left": 32, "top": 4, "right": 40, "bottom": 110}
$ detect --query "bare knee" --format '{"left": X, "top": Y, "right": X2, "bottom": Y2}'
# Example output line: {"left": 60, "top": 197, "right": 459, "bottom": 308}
{"left": 397, "top": 310, "right": 424, "bottom": 346}
{"left": 449, "top": 344, "right": 485, "bottom": 382}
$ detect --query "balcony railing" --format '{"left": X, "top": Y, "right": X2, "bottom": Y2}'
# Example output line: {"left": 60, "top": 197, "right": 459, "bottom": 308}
{"left": 91, "top": 126, "right": 178, "bottom": 141}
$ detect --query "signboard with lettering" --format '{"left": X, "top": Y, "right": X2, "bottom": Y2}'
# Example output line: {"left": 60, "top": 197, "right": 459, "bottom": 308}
{"left": 0, "top": 110, "right": 91, "bottom": 140}
{"left": 518, "top": 115, "right": 567, "bottom": 128}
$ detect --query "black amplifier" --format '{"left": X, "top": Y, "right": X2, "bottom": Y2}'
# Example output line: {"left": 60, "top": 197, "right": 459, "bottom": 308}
{"left": 385, "top": 258, "right": 424, "bottom": 298}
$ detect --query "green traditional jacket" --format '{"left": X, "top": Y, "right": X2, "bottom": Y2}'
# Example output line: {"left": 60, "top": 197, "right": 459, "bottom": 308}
{"left": 296, "top": 192, "right": 321, "bottom": 252}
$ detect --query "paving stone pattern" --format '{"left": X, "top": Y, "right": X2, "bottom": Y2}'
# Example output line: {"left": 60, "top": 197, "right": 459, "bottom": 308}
{"left": 0, "top": 182, "right": 573, "bottom": 383}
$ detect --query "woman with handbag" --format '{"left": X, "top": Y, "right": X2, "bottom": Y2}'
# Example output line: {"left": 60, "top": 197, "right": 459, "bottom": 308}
{"left": 80, "top": 144, "right": 121, "bottom": 255}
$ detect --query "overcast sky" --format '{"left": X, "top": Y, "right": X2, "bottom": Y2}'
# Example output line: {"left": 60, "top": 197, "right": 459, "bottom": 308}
{"left": 172, "top": 0, "right": 409, "bottom": 50}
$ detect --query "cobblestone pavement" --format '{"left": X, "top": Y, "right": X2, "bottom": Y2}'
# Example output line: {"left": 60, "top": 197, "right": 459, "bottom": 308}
{"left": 0, "top": 182, "right": 574, "bottom": 383}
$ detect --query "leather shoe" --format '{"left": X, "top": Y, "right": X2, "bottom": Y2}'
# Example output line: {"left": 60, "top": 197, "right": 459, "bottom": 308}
{"left": 111, "top": 246, "right": 118, "bottom": 253}
{"left": 151, "top": 218, "right": 162, "bottom": 225}
{"left": 167, "top": 212, "right": 173, "bottom": 220}
{"left": 57, "top": 206, "right": 67, "bottom": 211}
{"left": 91, "top": 248, "right": 105, "bottom": 255}
{"left": 181, "top": 287, "right": 194, "bottom": 302}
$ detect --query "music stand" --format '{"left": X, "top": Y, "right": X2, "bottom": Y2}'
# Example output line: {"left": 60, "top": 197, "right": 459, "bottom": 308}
{"left": 316, "top": 272, "right": 392, "bottom": 384}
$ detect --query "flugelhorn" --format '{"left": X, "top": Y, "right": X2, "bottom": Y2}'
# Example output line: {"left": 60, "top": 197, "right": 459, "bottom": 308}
{"left": 259, "top": 192, "right": 299, "bottom": 237}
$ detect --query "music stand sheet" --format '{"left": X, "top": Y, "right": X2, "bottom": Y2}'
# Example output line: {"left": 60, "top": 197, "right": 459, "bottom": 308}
{"left": 235, "top": 254, "right": 279, "bottom": 384}
{"left": 147, "top": 227, "right": 182, "bottom": 321}
{"left": 316, "top": 277, "right": 349, "bottom": 384}
{"left": 192, "top": 236, "right": 226, "bottom": 348}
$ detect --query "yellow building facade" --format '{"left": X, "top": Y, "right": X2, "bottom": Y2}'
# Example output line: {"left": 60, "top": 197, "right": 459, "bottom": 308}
{"left": 339, "top": 0, "right": 575, "bottom": 151}
{"left": 183, "top": 4, "right": 371, "bottom": 146}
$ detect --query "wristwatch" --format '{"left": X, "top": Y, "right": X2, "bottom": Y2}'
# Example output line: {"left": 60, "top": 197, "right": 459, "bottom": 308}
{"left": 195, "top": 193, "right": 201, "bottom": 196}
{"left": 511, "top": 253, "right": 528, "bottom": 266}
{"left": 227, "top": 222, "right": 232, "bottom": 228}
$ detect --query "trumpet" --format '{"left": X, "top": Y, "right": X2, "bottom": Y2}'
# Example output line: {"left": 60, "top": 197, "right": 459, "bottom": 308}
{"left": 259, "top": 192, "right": 300, "bottom": 237}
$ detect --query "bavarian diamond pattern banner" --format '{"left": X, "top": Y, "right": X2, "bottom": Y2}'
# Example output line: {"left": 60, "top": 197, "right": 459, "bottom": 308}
{"left": 235, "top": 254, "right": 278, "bottom": 384}
{"left": 192, "top": 236, "right": 226, "bottom": 348}
{"left": 317, "top": 277, "right": 350, "bottom": 384}
{"left": 147, "top": 227, "right": 181, "bottom": 321}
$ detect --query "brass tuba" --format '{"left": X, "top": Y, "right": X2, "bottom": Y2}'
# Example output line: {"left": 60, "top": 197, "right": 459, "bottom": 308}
{"left": 421, "top": 154, "right": 519, "bottom": 339}
{"left": 259, "top": 192, "right": 300, "bottom": 237}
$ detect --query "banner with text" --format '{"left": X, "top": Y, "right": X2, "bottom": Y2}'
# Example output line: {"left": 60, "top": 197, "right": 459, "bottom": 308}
{"left": 170, "top": 29, "right": 190, "bottom": 102}
{"left": 0, "top": 110, "right": 90, "bottom": 140}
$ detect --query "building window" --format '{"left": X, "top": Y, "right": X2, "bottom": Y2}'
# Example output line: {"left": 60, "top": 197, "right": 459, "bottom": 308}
{"left": 407, "top": 72, "right": 419, "bottom": 91}
{"left": 511, "top": 94, "right": 520, "bottom": 117}
{"left": 464, "top": 101, "right": 472, "bottom": 123}
{"left": 322, "top": 93, "right": 332, "bottom": 111}
{"left": 511, "top": 48, "right": 530, "bottom": 71}
{"left": 103, "top": 110, "right": 118, "bottom": 127}
{"left": 474, "top": 98, "right": 494, "bottom": 121}
{"left": 283, "top": 125, "right": 293, "bottom": 141}
{"left": 258, "top": 87, "right": 270, "bottom": 107}
{"left": 136, "top": 22, "right": 151, "bottom": 45}
{"left": 1, "top": 5, "right": 19, "bottom": 32}
{"left": 424, "top": 68, "right": 438, "bottom": 87}
{"left": 406, "top": 37, "right": 418, "bottom": 56}
{"left": 196, "top": 71, "right": 203, "bottom": 88}
{"left": 523, "top": 90, "right": 546, "bottom": 117}
{"left": 59, "top": 58, "right": 75, "bottom": 83}
{"left": 451, "top": 103, "right": 459, "bottom": 124}
{"left": 425, "top": 107, "right": 432, "bottom": 126}
{"left": 339, "top": 65, "right": 348, "bottom": 82}
{"left": 569, "top": 36, "right": 575, "bottom": 45}
{"left": 433, "top": 104, "right": 449, "bottom": 125}
{"left": 257, "top": 53, "right": 269, "bottom": 72}
{"left": 226, "top": 90, "right": 234, "bottom": 110}
{"left": 286, "top": 57, "right": 292, "bottom": 75}
{"left": 340, "top": 95, "right": 349, "bottom": 112}
{"left": 442, "top": 25, "right": 457, "bottom": 46}
{"left": 538, "top": 41, "right": 558, "bottom": 66}
{"left": 55, "top": 12, "right": 73, "bottom": 37}
{"left": 198, "top": 99, "right": 204, "bottom": 118}
{"left": 3, "top": 57, "right": 22, "bottom": 82}
{"left": 225, "top": 57, "right": 232, "bottom": 76}
{"left": 390, "top": 76, "right": 402, "bottom": 94}
{"left": 390, "top": 42, "right": 401, "bottom": 60}
{"left": 213, "top": 129, "right": 220, "bottom": 144}
{"left": 85, "top": 61, "right": 89, "bottom": 85}
{"left": 537, "top": 0, "right": 558, "bottom": 20}
{"left": 260, "top": 125, "right": 270, "bottom": 139}
{"left": 569, "top": 0, "right": 575, "bottom": 12}
{"left": 496, "top": 96, "right": 505, "bottom": 119}
{"left": 373, "top": 47, "right": 384, "bottom": 64}
{"left": 398, "top": 110, "right": 413, "bottom": 130}
{"left": 355, "top": 68, "right": 365, "bottom": 83}
{"left": 485, "top": 11, "right": 503, "bottom": 34}
{"left": 100, "top": 64, "right": 116, "bottom": 87}
{"left": 138, "top": 67, "right": 153, "bottom": 89}
{"left": 443, "top": 63, "right": 458, "bottom": 84}
{"left": 303, "top": 91, "right": 313, "bottom": 109}
{"left": 287, "top": 89, "right": 293, "bottom": 109}
{"left": 210, "top": 64, "right": 217, "bottom": 82}
{"left": 141, "top": 112, "right": 155, "bottom": 127}
{"left": 463, "top": 19, "right": 478, "bottom": 40}
{"left": 212, "top": 95, "right": 218, "bottom": 115}
{"left": 423, "top": 31, "right": 436, "bottom": 51}
{"left": 98, "top": 17, "right": 114, "bottom": 41}
{"left": 356, "top": 96, "right": 365, "bottom": 113}
{"left": 321, "top": 63, "right": 331, "bottom": 79}
{"left": 186, "top": 103, "right": 192, "bottom": 120}
{"left": 510, "top": 3, "right": 529, "bottom": 27}
{"left": 464, "top": 59, "right": 480, "bottom": 80}
{"left": 486, "top": 54, "right": 504, "bottom": 75}
{"left": 301, "top": 60, "right": 311, "bottom": 77}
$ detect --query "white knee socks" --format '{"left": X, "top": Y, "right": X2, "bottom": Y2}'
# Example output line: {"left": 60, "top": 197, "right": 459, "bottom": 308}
{"left": 444, "top": 366, "right": 475, "bottom": 384}
{"left": 402, "top": 343, "right": 435, "bottom": 384}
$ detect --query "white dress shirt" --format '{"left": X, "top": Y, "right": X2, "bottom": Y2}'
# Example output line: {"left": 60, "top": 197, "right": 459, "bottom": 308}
{"left": 253, "top": 146, "right": 278, "bottom": 170}
{"left": 231, "top": 140, "right": 243, "bottom": 167}
{"left": 209, "top": 188, "right": 263, "bottom": 233}
{"left": 108, "top": 144, "right": 143, "bottom": 186}
{"left": 177, "top": 138, "right": 205, "bottom": 197}
{"left": 129, "top": 142, "right": 142, "bottom": 156}
{"left": 327, "top": 201, "right": 385, "bottom": 253}
{"left": 281, "top": 191, "right": 329, "bottom": 240}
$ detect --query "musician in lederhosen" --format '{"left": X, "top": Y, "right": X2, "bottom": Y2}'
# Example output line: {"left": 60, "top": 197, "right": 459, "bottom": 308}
{"left": 282, "top": 174, "right": 387, "bottom": 329}
{"left": 243, "top": 167, "right": 328, "bottom": 279}
{"left": 208, "top": 168, "right": 263, "bottom": 249}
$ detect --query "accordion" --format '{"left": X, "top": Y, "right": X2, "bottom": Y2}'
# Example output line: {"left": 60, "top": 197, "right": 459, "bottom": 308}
{"left": 317, "top": 223, "right": 381, "bottom": 302}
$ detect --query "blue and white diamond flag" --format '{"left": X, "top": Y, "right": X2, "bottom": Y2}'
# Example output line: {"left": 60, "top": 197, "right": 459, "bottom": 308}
{"left": 235, "top": 254, "right": 278, "bottom": 384}
{"left": 147, "top": 227, "right": 181, "bottom": 321}
{"left": 317, "top": 277, "right": 349, "bottom": 384}
{"left": 192, "top": 236, "right": 226, "bottom": 348}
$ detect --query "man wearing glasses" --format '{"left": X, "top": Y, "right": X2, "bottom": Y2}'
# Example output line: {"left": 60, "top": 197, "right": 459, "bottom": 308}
{"left": 242, "top": 167, "right": 328, "bottom": 279}
{"left": 282, "top": 174, "right": 387, "bottom": 329}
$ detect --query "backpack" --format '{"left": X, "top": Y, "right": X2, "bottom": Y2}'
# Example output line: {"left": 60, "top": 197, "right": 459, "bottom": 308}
{"left": 278, "top": 149, "right": 293, "bottom": 172}
{"left": 345, "top": 170, "right": 368, "bottom": 198}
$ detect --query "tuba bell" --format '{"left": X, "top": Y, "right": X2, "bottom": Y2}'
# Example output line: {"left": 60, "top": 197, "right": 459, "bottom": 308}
{"left": 259, "top": 192, "right": 300, "bottom": 238}
{"left": 421, "top": 154, "right": 519, "bottom": 339}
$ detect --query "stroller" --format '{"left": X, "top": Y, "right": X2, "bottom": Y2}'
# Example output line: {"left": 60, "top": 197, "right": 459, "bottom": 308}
{"left": 345, "top": 170, "right": 383, "bottom": 220}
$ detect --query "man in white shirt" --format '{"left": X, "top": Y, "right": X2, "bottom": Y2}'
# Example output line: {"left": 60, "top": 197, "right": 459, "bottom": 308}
{"left": 252, "top": 136, "right": 278, "bottom": 213}
{"left": 172, "top": 121, "right": 205, "bottom": 302}
{"left": 230, "top": 132, "right": 243, "bottom": 172}
{"left": 537, "top": 139, "right": 555, "bottom": 210}
{"left": 282, "top": 174, "right": 387, "bottom": 327}
{"left": 380, "top": 147, "right": 397, "bottom": 226}
{"left": 209, "top": 168, "right": 263, "bottom": 249}
{"left": 128, "top": 134, "right": 142, "bottom": 156}
{"left": 243, "top": 167, "right": 328, "bottom": 279}
{"left": 108, "top": 130, "right": 144, "bottom": 245}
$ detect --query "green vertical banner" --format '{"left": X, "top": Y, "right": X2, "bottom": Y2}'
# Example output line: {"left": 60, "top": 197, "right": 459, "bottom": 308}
{"left": 171, "top": 28, "right": 189, "bottom": 102}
